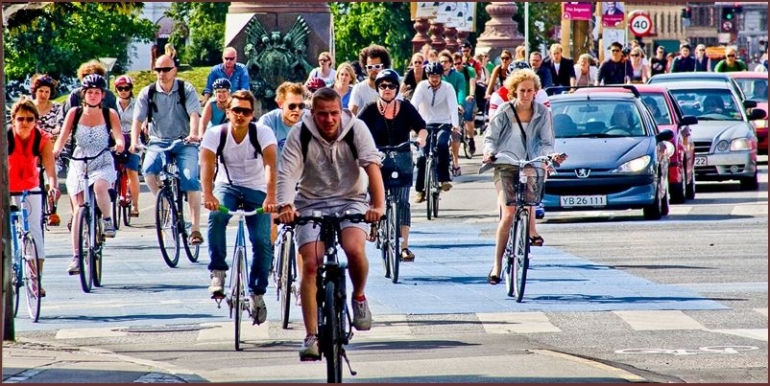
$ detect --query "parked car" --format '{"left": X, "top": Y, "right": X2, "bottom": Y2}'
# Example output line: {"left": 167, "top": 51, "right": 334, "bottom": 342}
{"left": 728, "top": 71, "right": 768, "bottom": 154}
{"left": 573, "top": 85, "right": 698, "bottom": 203}
{"left": 649, "top": 80, "right": 765, "bottom": 190}
{"left": 543, "top": 89, "right": 675, "bottom": 220}
{"left": 648, "top": 72, "right": 747, "bottom": 102}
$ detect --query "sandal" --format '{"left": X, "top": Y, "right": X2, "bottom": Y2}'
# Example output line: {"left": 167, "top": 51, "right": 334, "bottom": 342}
{"left": 487, "top": 269, "right": 501, "bottom": 285}
{"left": 130, "top": 209, "right": 140, "bottom": 217}
{"left": 400, "top": 248, "right": 415, "bottom": 262}
{"left": 529, "top": 235, "right": 544, "bottom": 247}
{"left": 452, "top": 166, "right": 462, "bottom": 176}
{"left": 189, "top": 230, "right": 205, "bottom": 246}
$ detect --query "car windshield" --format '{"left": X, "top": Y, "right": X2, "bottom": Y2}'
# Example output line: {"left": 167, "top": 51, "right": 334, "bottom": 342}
{"left": 640, "top": 92, "right": 673, "bottom": 125}
{"left": 734, "top": 78, "right": 768, "bottom": 103}
{"left": 549, "top": 100, "right": 647, "bottom": 139}
{"left": 668, "top": 88, "right": 743, "bottom": 121}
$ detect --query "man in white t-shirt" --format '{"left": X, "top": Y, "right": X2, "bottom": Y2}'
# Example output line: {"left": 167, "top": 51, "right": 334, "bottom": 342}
{"left": 200, "top": 90, "right": 278, "bottom": 325}
{"left": 348, "top": 44, "right": 403, "bottom": 115}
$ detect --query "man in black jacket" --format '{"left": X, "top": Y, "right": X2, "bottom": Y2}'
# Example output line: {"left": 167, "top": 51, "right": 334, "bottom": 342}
{"left": 543, "top": 43, "right": 576, "bottom": 89}
{"left": 670, "top": 43, "right": 696, "bottom": 73}
{"left": 597, "top": 42, "right": 632, "bottom": 85}
{"left": 529, "top": 51, "right": 553, "bottom": 88}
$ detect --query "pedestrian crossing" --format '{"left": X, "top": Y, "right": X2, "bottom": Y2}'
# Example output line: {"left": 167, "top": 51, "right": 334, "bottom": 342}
{"left": 46, "top": 308, "right": 768, "bottom": 343}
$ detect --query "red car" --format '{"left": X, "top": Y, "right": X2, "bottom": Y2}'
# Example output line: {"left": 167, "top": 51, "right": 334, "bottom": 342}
{"left": 572, "top": 85, "right": 697, "bottom": 203}
{"left": 728, "top": 72, "right": 768, "bottom": 154}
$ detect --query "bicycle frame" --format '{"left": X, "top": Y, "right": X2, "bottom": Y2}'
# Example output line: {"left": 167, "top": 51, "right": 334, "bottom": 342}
{"left": 274, "top": 223, "right": 297, "bottom": 329}
{"left": 9, "top": 190, "right": 42, "bottom": 320}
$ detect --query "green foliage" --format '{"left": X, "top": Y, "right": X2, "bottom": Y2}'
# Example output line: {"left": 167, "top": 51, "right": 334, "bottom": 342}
{"left": 330, "top": 2, "right": 414, "bottom": 73}
{"left": 3, "top": 2, "right": 156, "bottom": 81}
{"left": 166, "top": 2, "right": 230, "bottom": 66}
{"left": 513, "top": 2, "right": 562, "bottom": 51}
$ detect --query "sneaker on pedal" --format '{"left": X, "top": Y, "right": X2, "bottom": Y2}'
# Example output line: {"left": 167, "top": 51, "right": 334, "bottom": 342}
{"left": 208, "top": 270, "right": 226, "bottom": 296}
{"left": 414, "top": 191, "right": 426, "bottom": 204}
{"left": 48, "top": 213, "right": 61, "bottom": 226}
{"left": 351, "top": 298, "right": 372, "bottom": 331}
{"left": 250, "top": 293, "right": 267, "bottom": 325}
{"left": 66, "top": 256, "right": 80, "bottom": 275}
{"left": 299, "top": 335, "right": 321, "bottom": 361}
{"left": 102, "top": 218, "right": 116, "bottom": 238}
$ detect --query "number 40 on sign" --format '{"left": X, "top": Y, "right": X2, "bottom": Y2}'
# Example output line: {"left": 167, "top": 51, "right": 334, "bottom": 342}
{"left": 629, "top": 13, "right": 653, "bottom": 36}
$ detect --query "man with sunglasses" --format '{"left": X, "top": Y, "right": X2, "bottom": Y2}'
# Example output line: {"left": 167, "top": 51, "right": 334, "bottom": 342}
{"left": 130, "top": 55, "right": 205, "bottom": 246}
{"left": 257, "top": 82, "right": 309, "bottom": 159}
{"left": 200, "top": 90, "right": 277, "bottom": 324}
{"left": 597, "top": 41, "right": 632, "bottom": 85}
{"left": 714, "top": 46, "right": 749, "bottom": 73}
{"left": 348, "top": 44, "right": 402, "bottom": 115}
{"left": 201, "top": 47, "right": 251, "bottom": 106}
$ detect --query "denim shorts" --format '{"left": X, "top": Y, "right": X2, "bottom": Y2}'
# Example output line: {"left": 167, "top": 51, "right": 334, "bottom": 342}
{"left": 462, "top": 98, "right": 475, "bottom": 122}
{"left": 294, "top": 196, "right": 370, "bottom": 248}
{"left": 141, "top": 139, "right": 201, "bottom": 191}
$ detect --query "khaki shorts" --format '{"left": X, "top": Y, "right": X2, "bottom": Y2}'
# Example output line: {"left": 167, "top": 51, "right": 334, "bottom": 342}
{"left": 294, "top": 196, "right": 370, "bottom": 248}
{"left": 493, "top": 165, "right": 541, "bottom": 206}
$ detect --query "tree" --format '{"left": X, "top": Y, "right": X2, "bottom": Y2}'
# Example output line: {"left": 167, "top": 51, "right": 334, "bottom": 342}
{"left": 165, "top": 2, "right": 230, "bottom": 67}
{"left": 3, "top": 2, "right": 155, "bottom": 82}
{"left": 513, "top": 2, "right": 562, "bottom": 52}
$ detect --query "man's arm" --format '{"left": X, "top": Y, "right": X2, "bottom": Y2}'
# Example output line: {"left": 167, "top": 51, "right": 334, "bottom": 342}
{"left": 40, "top": 137, "right": 58, "bottom": 197}
{"left": 238, "top": 64, "right": 251, "bottom": 91}
{"left": 446, "top": 83, "right": 459, "bottom": 128}
{"left": 363, "top": 163, "right": 386, "bottom": 223}
{"left": 348, "top": 84, "right": 360, "bottom": 115}
{"left": 199, "top": 147, "right": 218, "bottom": 210}
{"left": 183, "top": 83, "right": 203, "bottom": 139}
{"left": 202, "top": 67, "right": 217, "bottom": 102}
{"left": 261, "top": 144, "right": 278, "bottom": 211}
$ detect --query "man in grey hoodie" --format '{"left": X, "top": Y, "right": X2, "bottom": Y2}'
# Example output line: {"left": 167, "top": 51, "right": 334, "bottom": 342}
{"left": 276, "top": 87, "right": 385, "bottom": 361}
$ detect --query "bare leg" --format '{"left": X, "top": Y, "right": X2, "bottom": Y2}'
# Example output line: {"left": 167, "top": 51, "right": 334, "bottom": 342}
{"left": 340, "top": 227, "right": 368, "bottom": 298}
{"left": 187, "top": 191, "right": 201, "bottom": 232}
{"left": 298, "top": 242, "right": 323, "bottom": 336}
{"left": 400, "top": 225, "right": 410, "bottom": 249}
{"left": 93, "top": 180, "right": 113, "bottom": 219}
{"left": 128, "top": 170, "right": 141, "bottom": 210}
{"left": 493, "top": 190, "right": 515, "bottom": 277}
{"left": 144, "top": 174, "right": 161, "bottom": 196}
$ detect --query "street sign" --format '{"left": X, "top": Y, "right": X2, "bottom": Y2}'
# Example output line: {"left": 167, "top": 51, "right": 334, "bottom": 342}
{"left": 629, "top": 13, "right": 652, "bottom": 36}
{"left": 721, "top": 20, "right": 733, "bottom": 33}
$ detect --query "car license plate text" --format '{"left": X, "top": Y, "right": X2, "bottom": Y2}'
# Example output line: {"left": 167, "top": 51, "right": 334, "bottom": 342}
{"left": 694, "top": 156, "right": 708, "bottom": 166}
{"left": 560, "top": 195, "right": 607, "bottom": 207}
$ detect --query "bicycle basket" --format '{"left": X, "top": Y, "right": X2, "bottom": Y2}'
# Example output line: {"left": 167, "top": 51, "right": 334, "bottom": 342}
{"left": 496, "top": 164, "right": 547, "bottom": 206}
{"left": 381, "top": 150, "right": 414, "bottom": 189}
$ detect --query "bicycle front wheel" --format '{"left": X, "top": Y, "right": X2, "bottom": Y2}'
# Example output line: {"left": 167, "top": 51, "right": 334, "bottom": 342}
{"left": 78, "top": 209, "right": 94, "bottom": 293}
{"left": 279, "top": 231, "right": 295, "bottom": 329}
{"left": 379, "top": 218, "right": 391, "bottom": 279}
{"left": 233, "top": 248, "right": 245, "bottom": 351}
{"left": 22, "top": 236, "right": 41, "bottom": 322}
{"left": 181, "top": 192, "right": 200, "bottom": 263}
{"left": 93, "top": 216, "right": 104, "bottom": 288}
{"left": 512, "top": 208, "right": 530, "bottom": 302}
{"left": 425, "top": 158, "right": 434, "bottom": 220}
{"left": 156, "top": 191, "right": 180, "bottom": 268}
{"left": 112, "top": 191, "right": 121, "bottom": 231}
{"left": 387, "top": 202, "right": 400, "bottom": 284}
{"left": 12, "top": 258, "right": 21, "bottom": 318}
{"left": 323, "top": 282, "right": 342, "bottom": 383}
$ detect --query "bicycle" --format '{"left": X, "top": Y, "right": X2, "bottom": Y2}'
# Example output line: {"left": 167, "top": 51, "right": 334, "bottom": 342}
{"left": 9, "top": 190, "right": 44, "bottom": 322}
{"left": 424, "top": 124, "right": 450, "bottom": 220}
{"left": 281, "top": 211, "right": 376, "bottom": 383}
{"left": 479, "top": 152, "right": 555, "bottom": 302}
{"left": 137, "top": 139, "right": 200, "bottom": 268}
{"left": 68, "top": 147, "right": 112, "bottom": 293}
{"left": 273, "top": 222, "right": 298, "bottom": 329}
{"left": 112, "top": 152, "right": 134, "bottom": 228}
{"left": 210, "top": 205, "right": 263, "bottom": 351}
{"left": 376, "top": 140, "right": 417, "bottom": 284}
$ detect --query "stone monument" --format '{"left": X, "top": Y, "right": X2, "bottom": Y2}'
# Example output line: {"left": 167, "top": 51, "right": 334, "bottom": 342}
{"left": 224, "top": 2, "right": 332, "bottom": 115}
{"left": 476, "top": 2, "right": 525, "bottom": 62}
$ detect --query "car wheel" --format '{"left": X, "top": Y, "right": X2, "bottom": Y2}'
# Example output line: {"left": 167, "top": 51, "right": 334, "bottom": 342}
{"left": 669, "top": 163, "right": 686, "bottom": 204}
{"left": 739, "top": 170, "right": 759, "bottom": 191}
{"left": 643, "top": 184, "right": 663, "bottom": 220}
{"left": 685, "top": 166, "right": 696, "bottom": 200}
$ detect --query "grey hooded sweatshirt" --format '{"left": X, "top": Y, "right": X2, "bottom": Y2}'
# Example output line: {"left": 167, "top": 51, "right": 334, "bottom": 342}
{"left": 277, "top": 110, "right": 381, "bottom": 208}
{"left": 483, "top": 99, "right": 555, "bottom": 162}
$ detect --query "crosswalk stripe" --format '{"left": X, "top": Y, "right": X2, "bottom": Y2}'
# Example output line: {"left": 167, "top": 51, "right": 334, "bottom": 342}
{"left": 476, "top": 312, "right": 562, "bottom": 334}
{"left": 731, "top": 204, "right": 768, "bottom": 216}
{"left": 755, "top": 308, "right": 768, "bottom": 317}
{"left": 56, "top": 327, "right": 128, "bottom": 339}
{"left": 196, "top": 321, "right": 270, "bottom": 341}
{"left": 612, "top": 310, "right": 706, "bottom": 331}
{"left": 709, "top": 328, "right": 768, "bottom": 342}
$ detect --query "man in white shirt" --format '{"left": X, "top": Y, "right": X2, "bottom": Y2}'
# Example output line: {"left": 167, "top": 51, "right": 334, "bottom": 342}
{"left": 348, "top": 44, "right": 402, "bottom": 115}
{"left": 199, "top": 90, "right": 278, "bottom": 326}
{"left": 410, "top": 62, "right": 458, "bottom": 203}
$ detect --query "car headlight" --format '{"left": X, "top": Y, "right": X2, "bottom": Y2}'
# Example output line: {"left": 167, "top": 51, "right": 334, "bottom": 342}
{"left": 730, "top": 138, "right": 751, "bottom": 151}
{"left": 612, "top": 155, "right": 651, "bottom": 173}
{"left": 716, "top": 140, "right": 730, "bottom": 152}
{"left": 753, "top": 120, "right": 768, "bottom": 129}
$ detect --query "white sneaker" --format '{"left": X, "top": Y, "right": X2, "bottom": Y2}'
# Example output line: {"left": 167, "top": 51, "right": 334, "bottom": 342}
{"left": 102, "top": 218, "right": 116, "bottom": 238}
{"left": 351, "top": 298, "right": 372, "bottom": 331}
{"left": 299, "top": 335, "right": 321, "bottom": 361}
{"left": 250, "top": 293, "right": 267, "bottom": 325}
{"left": 66, "top": 256, "right": 80, "bottom": 275}
{"left": 208, "top": 270, "right": 226, "bottom": 295}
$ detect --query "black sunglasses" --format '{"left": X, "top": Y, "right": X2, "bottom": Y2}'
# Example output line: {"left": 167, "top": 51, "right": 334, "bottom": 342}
{"left": 378, "top": 83, "right": 397, "bottom": 90}
{"left": 154, "top": 67, "right": 174, "bottom": 73}
{"left": 287, "top": 103, "right": 306, "bottom": 111}
{"left": 229, "top": 106, "right": 253, "bottom": 116}
{"left": 116, "top": 86, "right": 132, "bottom": 92}
{"left": 15, "top": 116, "right": 35, "bottom": 123}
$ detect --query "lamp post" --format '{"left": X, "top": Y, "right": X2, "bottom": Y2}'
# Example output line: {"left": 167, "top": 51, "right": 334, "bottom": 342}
{"left": 99, "top": 57, "right": 118, "bottom": 89}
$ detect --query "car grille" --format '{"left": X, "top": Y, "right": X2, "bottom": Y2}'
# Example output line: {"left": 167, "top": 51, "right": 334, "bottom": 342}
{"left": 694, "top": 141, "right": 712, "bottom": 154}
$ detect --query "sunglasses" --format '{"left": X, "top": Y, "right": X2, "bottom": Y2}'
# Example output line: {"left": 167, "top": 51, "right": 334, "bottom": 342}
{"left": 15, "top": 116, "right": 35, "bottom": 123}
{"left": 454, "top": 62, "right": 463, "bottom": 66}
{"left": 286, "top": 102, "right": 306, "bottom": 111}
{"left": 611, "top": 49, "right": 621, "bottom": 53}
{"left": 630, "top": 54, "right": 640, "bottom": 57}
{"left": 413, "top": 61, "right": 423, "bottom": 65}
{"left": 224, "top": 57, "right": 236, "bottom": 61}
{"left": 500, "top": 57, "right": 511, "bottom": 60}
{"left": 319, "top": 58, "right": 329, "bottom": 63}
{"left": 378, "top": 83, "right": 397, "bottom": 90}
{"left": 727, "top": 54, "right": 736, "bottom": 58}
{"left": 439, "top": 60, "right": 451, "bottom": 64}
{"left": 229, "top": 107, "right": 253, "bottom": 116}
{"left": 365, "top": 64, "right": 384, "bottom": 70}
{"left": 154, "top": 67, "right": 174, "bottom": 73}
{"left": 116, "top": 86, "right": 131, "bottom": 92}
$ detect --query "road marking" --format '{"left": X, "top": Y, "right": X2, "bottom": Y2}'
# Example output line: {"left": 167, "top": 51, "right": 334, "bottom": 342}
{"left": 731, "top": 204, "right": 768, "bottom": 216}
{"left": 533, "top": 349, "right": 647, "bottom": 382}
{"left": 708, "top": 329, "right": 768, "bottom": 342}
{"left": 476, "top": 312, "right": 562, "bottom": 334}
{"left": 667, "top": 205, "right": 694, "bottom": 215}
{"left": 196, "top": 321, "right": 269, "bottom": 341}
{"left": 755, "top": 308, "right": 768, "bottom": 317}
{"left": 2, "top": 369, "right": 44, "bottom": 383}
{"left": 613, "top": 310, "right": 706, "bottom": 331}
{"left": 55, "top": 327, "right": 128, "bottom": 339}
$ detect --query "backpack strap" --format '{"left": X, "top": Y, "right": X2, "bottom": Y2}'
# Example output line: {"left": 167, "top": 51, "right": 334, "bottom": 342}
{"left": 216, "top": 126, "right": 232, "bottom": 184}
{"left": 146, "top": 79, "right": 189, "bottom": 123}
{"left": 300, "top": 122, "right": 357, "bottom": 162}
{"left": 248, "top": 122, "right": 262, "bottom": 158}
{"left": 343, "top": 129, "right": 357, "bottom": 160}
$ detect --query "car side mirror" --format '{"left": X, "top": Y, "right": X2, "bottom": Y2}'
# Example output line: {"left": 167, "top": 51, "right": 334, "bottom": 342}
{"left": 679, "top": 115, "right": 698, "bottom": 126}
{"left": 656, "top": 129, "right": 675, "bottom": 143}
{"left": 749, "top": 108, "right": 767, "bottom": 121}
{"left": 744, "top": 100, "right": 758, "bottom": 109}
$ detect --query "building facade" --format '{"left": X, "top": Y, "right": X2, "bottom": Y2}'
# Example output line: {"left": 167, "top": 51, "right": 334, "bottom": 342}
{"left": 127, "top": 2, "right": 172, "bottom": 72}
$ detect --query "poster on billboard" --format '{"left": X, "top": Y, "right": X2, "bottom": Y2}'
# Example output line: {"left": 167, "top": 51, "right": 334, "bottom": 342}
{"left": 602, "top": 28, "right": 627, "bottom": 61}
{"left": 602, "top": 2, "right": 626, "bottom": 28}
{"left": 442, "top": 2, "right": 476, "bottom": 31}
{"left": 415, "top": 2, "right": 439, "bottom": 19}
{"left": 563, "top": 2, "right": 594, "bottom": 21}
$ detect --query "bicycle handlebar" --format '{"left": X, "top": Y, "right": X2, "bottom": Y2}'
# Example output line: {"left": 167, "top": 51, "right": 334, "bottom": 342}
{"left": 136, "top": 138, "right": 199, "bottom": 153}
{"left": 67, "top": 147, "right": 112, "bottom": 162}
{"left": 378, "top": 140, "right": 419, "bottom": 153}
{"left": 212, "top": 205, "right": 263, "bottom": 217}
{"left": 491, "top": 152, "right": 555, "bottom": 166}
{"left": 274, "top": 210, "right": 381, "bottom": 226}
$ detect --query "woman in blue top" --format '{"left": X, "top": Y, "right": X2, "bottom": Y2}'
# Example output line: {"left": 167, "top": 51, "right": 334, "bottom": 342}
{"left": 333, "top": 63, "right": 357, "bottom": 110}
{"left": 200, "top": 78, "right": 231, "bottom": 132}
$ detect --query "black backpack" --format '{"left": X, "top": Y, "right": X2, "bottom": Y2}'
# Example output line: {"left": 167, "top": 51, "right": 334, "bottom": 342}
{"left": 299, "top": 122, "right": 357, "bottom": 162}
{"left": 7, "top": 127, "right": 43, "bottom": 158}
{"left": 71, "top": 106, "right": 116, "bottom": 148}
{"left": 215, "top": 122, "right": 262, "bottom": 184}
{"left": 147, "top": 79, "right": 188, "bottom": 123}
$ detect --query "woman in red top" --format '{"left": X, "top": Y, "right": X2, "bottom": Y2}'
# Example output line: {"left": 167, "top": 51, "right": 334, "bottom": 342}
{"left": 8, "top": 97, "right": 60, "bottom": 296}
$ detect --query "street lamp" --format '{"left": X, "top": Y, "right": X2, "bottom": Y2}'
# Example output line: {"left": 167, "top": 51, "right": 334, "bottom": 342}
{"left": 99, "top": 57, "right": 117, "bottom": 88}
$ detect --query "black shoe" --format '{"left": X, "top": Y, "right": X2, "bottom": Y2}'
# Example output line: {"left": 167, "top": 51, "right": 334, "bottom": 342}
{"left": 468, "top": 139, "right": 476, "bottom": 155}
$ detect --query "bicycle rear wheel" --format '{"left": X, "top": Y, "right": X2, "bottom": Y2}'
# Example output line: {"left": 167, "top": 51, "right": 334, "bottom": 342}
{"left": 93, "top": 216, "right": 103, "bottom": 288}
{"left": 156, "top": 191, "right": 180, "bottom": 268}
{"left": 430, "top": 163, "right": 440, "bottom": 219}
{"left": 379, "top": 217, "right": 391, "bottom": 279}
{"left": 78, "top": 209, "right": 94, "bottom": 293}
{"left": 512, "top": 208, "right": 530, "bottom": 302}
{"left": 112, "top": 191, "right": 121, "bottom": 231}
{"left": 181, "top": 192, "right": 200, "bottom": 263}
{"left": 387, "top": 202, "right": 400, "bottom": 284}
{"left": 122, "top": 203, "right": 131, "bottom": 227}
{"left": 425, "top": 158, "right": 434, "bottom": 220}
{"left": 323, "top": 282, "right": 342, "bottom": 383}
{"left": 233, "top": 248, "right": 245, "bottom": 351}
{"left": 22, "top": 236, "right": 41, "bottom": 322}
{"left": 279, "top": 231, "right": 295, "bottom": 329}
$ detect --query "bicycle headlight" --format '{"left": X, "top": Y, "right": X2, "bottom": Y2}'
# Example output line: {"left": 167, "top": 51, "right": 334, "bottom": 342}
{"left": 729, "top": 138, "right": 750, "bottom": 151}
{"left": 611, "top": 155, "right": 651, "bottom": 173}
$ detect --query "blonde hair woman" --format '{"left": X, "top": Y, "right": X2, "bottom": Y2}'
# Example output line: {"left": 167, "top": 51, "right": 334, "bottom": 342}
{"left": 482, "top": 68, "right": 566, "bottom": 284}
{"left": 401, "top": 53, "right": 427, "bottom": 99}
{"left": 574, "top": 54, "right": 598, "bottom": 87}
{"left": 333, "top": 62, "right": 357, "bottom": 109}
{"left": 165, "top": 43, "right": 180, "bottom": 68}
{"left": 628, "top": 47, "right": 650, "bottom": 83}
{"left": 307, "top": 51, "right": 336, "bottom": 87}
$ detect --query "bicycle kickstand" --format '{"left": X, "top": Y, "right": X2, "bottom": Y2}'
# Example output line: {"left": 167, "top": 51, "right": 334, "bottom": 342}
{"left": 341, "top": 348, "right": 357, "bottom": 377}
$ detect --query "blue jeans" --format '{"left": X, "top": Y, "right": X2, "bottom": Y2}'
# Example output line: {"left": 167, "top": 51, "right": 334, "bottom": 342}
{"left": 141, "top": 139, "right": 201, "bottom": 191}
{"left": 206, "top": 184, "right": 272, "bottom": 296}
{"left": 415, "top": 124, "right": 451, "bottom": 192}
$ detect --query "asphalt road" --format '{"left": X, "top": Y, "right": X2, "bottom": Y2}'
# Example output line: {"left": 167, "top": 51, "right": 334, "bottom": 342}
{"left": 4, "top": 153, "right": 767, "bottom": 383}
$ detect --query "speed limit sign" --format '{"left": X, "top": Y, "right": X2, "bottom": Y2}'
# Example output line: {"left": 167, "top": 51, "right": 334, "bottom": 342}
{"left": 629, "top": 14, "right": 653, "bottom": 36}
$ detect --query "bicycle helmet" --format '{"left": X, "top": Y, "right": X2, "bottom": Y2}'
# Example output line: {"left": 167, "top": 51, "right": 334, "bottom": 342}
{"left": 425, "top": 61, "right": 444, "bottom": 76}
{"left": 114, "top": 75, "right": 133, "bottom": 88}
{"left": 212, "top": 78, "right": 232, "bottom": 91}
{"left": 81, "top": 74, "right": 107, "bottom": 90}
{"left": 305, "top": 77, "right": 326, "bottom": 93}
{"left": 374, "top": 69, "right": 400, "bottom": 90}
{"left": 508, "top": 60, "right": 531, "bottom": 74}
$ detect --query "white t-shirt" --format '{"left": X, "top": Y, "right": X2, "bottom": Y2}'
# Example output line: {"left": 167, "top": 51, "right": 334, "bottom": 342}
{"left": 200, "top": 123, "right": 277, "bottom": 191}
{"left": 348, "top": 81, "right": 403, "bottom": 111}
{"left": 308, "top": 68, "right": 337, "bottom": 87}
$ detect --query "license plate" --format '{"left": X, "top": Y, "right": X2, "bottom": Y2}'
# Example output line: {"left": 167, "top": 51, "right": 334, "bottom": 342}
{"left": 694, "top": 156, "right": 708, "bottom": 166}
{"left": 560, "top": 195, "right": 607, "bottom": 207}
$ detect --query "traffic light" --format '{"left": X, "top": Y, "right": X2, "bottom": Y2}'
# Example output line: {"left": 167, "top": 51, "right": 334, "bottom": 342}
{"left": 723, "top": 6, "right": 735, "bottom": 21}
{"left": 685, "top": 7, "right": 692, "bottom": 19}
{"left": 721, "top": 6, "right": 737, "bottom": 33}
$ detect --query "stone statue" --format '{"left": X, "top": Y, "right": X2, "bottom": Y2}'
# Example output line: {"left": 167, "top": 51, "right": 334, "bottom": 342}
{"left": 243, "top": 15, "right": 313, "bottom": 111}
